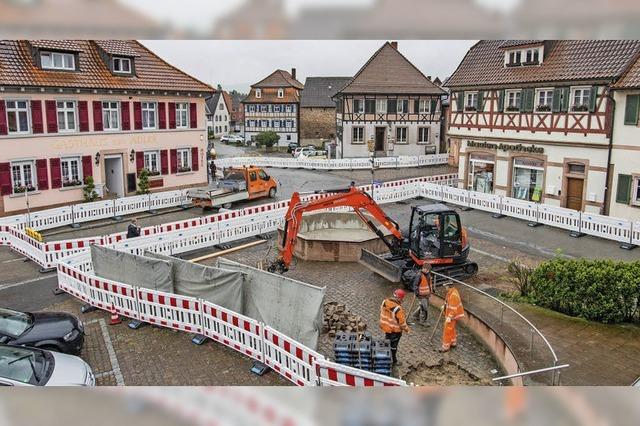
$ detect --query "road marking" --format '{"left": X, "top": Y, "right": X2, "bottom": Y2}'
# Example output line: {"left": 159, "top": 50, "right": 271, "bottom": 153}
{"left": 0, "top": 273, "right": 56, "bottom": 292}
{"left": 1, "top": 257, "right": 27, "bottom": 264}
{"left": 87, "top": 318, "right": 125, "bottom": 386}
{"left": 470, "top": 247, "right": 510, "bottom": 263}
{"left": 467, "top": 226, "right": 576, "bottom": 259}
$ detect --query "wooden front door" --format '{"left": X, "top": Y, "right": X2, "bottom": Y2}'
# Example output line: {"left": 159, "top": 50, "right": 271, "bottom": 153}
{"left": 375, "top": 127, "right": 385, "bottom": 152}
{"left": 566, "top": 177, "right": 584, "bottom": 211}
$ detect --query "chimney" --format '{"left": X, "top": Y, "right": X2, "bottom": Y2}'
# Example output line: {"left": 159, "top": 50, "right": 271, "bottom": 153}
{"left": 291, "top": 68, "right": 297, "bottom": 80}
{"left": 390, "top": 41, "right": 398, "bottom": 49}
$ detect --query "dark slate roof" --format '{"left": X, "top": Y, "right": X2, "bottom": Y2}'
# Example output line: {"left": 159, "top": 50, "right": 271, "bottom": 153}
{"left": 205, "top": 92, "right": 221, "bottom": 115}
{"left": 300, "top": 77, "right": 351, "bottom": 107}
{"left": 338, "top": 42, "right": 446, "bottom": 95}
{"left": 446, "top": 40, "right": 640, "bottom": 88}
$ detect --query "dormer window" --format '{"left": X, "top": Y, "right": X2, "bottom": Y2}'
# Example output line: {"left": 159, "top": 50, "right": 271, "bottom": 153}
{"left": 113, "top": 57, "right": 131, "bottom": 74}
{"left": 524, "top": 48, "right": 540, "bottom": 64}
{"left": 505, "top": 46, "right": 543, "bottom": 67}
{"left": 277, "top": 88, "right": 284, "bottom": 98}
{"left": 507, "top": 51, "right": 521, "bottom": 66}
{"left": 256, "top": 89, "right": 262, "bottom": 99}
{"left": 40, "top": 51, "right": 75, "bottom": 71}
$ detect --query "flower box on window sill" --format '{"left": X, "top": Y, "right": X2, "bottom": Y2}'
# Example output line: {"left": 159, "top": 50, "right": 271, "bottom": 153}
{"left": 571, "top": 104, "right": 589, "bottom": 112}
{"left": 536, "top": 105, "right": 551, "bottom": 112}
{"left": 505, "top": 106, "right": 521, "bottom": 112}
{"left": 177, "top": 166, "right": 192, "bottom": 173}
{"left": 464, "top": 107, "right": 477, "bottom": 112}
{"left": 13, "top": 185, "right": 36, "bottom": 194}
{"left": 522, "top": 60, "right": 540, "bottom": 66}
{"left": 148, "top": 170, "right": 161, "bottom": 177}
{"left": 505, "top": 62, "right": 521, "bottom": 67}
{"left": 62, "top": 180, "right": 83, "bottom": 188}
{"left": 10, "top": 189, "right": 40, "bottom": 198}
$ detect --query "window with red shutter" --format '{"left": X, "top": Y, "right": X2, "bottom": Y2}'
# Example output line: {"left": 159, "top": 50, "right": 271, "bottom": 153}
{"left": 133, "top": 102, "right": 142, "bottom": 130}
{"left": 0, "top": 162, "right": 11, "bottom": 195}
{"left": 93, "top": 101, "right": 103, "bottom": 131}
{"left": 121, "top": 101, "right": 131, "bottom": 130}
{"left": 82, "top": 156, "right": 93, "bottom": 181}
{"left": 45, "top": 100, "right": 58, "bottom": 133}
{"left": 170, "top": 149, "right": 178, "bottom": 173}
{"left": 191, "top": 147, "right": 199, "bottom": 171}
{"left": 158, "top": 102, "right": 167, "bottom": 129}
{"left": 31, "top": 101, "right": 43, "bottom": 134}
{"left": 36, "top": 159, "right": 49, "bottom": 190}
{"left": 136, "top": 151, "right": 144, "bottom": 174}
{"left": 160, "top": 150, "right": 169, "bottom": 175}
{"left": 78, "top": 101, "right": 89, "bottom": 132}
{"left": 189, "top": 103, "right": 197, "bottom": 128}
{"left": 0, "top": 101, "right": 6, "bottom": 135}
{"left": 50, "top": 158, "right": 62, "bottom": 189}
{"left": 168, "top": 102, "right": 176, "bottom": 129}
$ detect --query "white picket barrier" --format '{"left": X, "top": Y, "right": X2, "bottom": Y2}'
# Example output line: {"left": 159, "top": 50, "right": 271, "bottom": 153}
{"left": 537, "top": 204, "right": 581, "bottom": 233}
{"left": 201, "top": 302, "right": 264, "bottom": 362}
{"left": 580, "top": 212, "right": 633, "bottom": 244}
{"left": 42, "top": 236, "right": 106, "bottom": 269}
{"left": 136, "top": 287, "right": 203, "bottom": 334}
{"left": 165, "top": 223, "right": 221, "bottom": 254}
{"left": 114, "top": 194, "right": 150, "bottom": 217}
{"left": 442, "top": 186, "right": 470, "bottom": 208}
{"left": 57, "top": 263, "right": 92, "bottom": 304}
{"left": 633, "top": 222, "right": 640, "bottom": 246}
{"left": 468, "top": 191, "right": 503, "bottom": 215}
{"left": 500, "top": 197, "right": 539, "bottom": 223}
{"left": 315, "top": 358, "right": 407, "bottom": 387}
{"left": 150, "top": 190, "right": 188, "bottom": 211}
{"left": 422, "top": 182, "right": 444, "bottom": 201}
{"left": 28, "top": 205, "right": 74, "bottom": 230}
{"left": 262, "top": 326, "right": 325, "bottom": 386}
{"left": 73, "top": 199, "right": 115, "bottom": 223}
{"left": 5, "top": 226, "right": 47, "bottom": 268}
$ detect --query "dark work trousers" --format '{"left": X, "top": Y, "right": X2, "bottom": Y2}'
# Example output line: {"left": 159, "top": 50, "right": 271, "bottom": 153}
{"left": 385, "top": 332, "right": 403, "bottom": 363}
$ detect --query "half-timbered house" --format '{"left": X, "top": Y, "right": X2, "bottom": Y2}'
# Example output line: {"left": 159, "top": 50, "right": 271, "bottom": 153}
{"left": 445, "top": 40, "right": 640, "bottom": 215}
{"left": 334, "top": 42, "right": 445, "bottom": 158}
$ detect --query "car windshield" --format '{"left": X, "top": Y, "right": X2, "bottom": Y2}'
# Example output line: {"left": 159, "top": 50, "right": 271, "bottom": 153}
{"left": 0, "top": 308, "right": 32, "bottom": 337}
{"left": 223, "top": 171, "right": 245, "bottom": 181}
{"left": 0, "top": 346, "right": 47, "bottom": 385}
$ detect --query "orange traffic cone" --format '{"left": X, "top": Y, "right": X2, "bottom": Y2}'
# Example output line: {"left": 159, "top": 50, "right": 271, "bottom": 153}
{"left": 109, "top": 312, "right": 122, "bottom": 325}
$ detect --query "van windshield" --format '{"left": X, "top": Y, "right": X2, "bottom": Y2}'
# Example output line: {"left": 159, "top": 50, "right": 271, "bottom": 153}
{"left": 223, "top": 171, "right": 245, "bottom": 181}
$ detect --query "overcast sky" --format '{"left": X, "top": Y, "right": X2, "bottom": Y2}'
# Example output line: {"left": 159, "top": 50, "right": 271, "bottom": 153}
{"left": 141, "top": 40, "right": 477, "bottom": 93}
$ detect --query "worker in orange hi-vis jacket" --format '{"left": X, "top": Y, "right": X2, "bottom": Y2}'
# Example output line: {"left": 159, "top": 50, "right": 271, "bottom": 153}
{"left": 439, "top": 281, "right": 465, "bottom": 353}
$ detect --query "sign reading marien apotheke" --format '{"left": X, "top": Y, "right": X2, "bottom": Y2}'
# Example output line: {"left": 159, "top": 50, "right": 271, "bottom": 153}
{"left": 467, "top": 140, "right": 544, "bottom": 154}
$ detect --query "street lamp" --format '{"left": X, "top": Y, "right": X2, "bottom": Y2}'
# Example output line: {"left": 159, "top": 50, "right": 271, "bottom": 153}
{"left": 367, "top": 137, "right": 376, "bottom": 200}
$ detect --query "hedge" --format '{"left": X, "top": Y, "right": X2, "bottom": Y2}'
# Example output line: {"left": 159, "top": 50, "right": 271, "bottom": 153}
{"left": 527, "top": 258, "right": 640, "bottom": 323}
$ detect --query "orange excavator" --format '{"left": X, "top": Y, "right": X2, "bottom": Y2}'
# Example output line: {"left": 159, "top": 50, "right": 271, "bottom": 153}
{"left": 267, "top": 185, "right": 478, "bottom": 287}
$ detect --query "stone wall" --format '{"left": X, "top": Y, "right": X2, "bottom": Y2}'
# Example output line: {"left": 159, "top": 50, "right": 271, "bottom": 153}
{"left": 300, "top": 107, "right": 336, "bottom": 146}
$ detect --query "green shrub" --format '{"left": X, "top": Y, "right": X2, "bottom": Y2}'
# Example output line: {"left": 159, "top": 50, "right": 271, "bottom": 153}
{"left": 255, "top": 131, "right": 279, "bottom": 149}
{"left": 137, "top": 169, "right": 150, "bottom": 195}
{"left": 527, "top": 258, "right": 640, "bottom": 323}
{"left": 83, "top": 176, "right": 99, "bottom": 202}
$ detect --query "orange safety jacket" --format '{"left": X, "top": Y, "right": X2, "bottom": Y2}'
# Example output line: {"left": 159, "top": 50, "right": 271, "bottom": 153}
{"left": 379, "top": 297, "right": 409, "bottom": 333}
{"left": 417, "top": 273, "right": 433, "bottom": 297}
{"left": 444, "top": 287, "right": 465, "bottom": 320}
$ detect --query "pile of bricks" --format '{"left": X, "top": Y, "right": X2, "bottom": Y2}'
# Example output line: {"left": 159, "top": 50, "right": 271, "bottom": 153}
{"left": 323, "top": 302, "right": 367, "bottom": 337}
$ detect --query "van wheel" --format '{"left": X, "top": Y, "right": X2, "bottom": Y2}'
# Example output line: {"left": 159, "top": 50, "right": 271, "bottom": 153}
{"left": 222, "top": 203, "right": 232, "bottom": 209}
{"left": 269, "top": 187, "right": 277, "bottom": 198}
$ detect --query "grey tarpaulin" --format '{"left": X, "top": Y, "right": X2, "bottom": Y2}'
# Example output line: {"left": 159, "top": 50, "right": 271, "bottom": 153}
{"left": 217, "top": 258, "right": 325, "bottom": 350}
{"left": 90, "top": 245, "right": 174, "bottom": 293}
{"left": 145, "top": 251, "right": 244, "bottom": 313}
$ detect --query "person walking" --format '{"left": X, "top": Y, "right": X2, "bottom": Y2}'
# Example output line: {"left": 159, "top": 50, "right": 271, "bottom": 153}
{"left": 209, "top": 160, "right": 217, "bottom": 182}
{"left": 440, "top": 282, "right": 465, "bottom": 352}
{"left": 379, "top": 289, "right": 410, "bottom": 365}
{"left": 126, "top": 218, "right": 141, "bottom": 239}
{"left": 412, "top": 264, "right": 433, "bottom": 326}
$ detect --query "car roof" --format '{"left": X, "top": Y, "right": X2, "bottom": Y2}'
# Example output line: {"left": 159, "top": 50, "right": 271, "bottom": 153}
{"left": 415, "top": 203, "right": 453, "bottom": 214}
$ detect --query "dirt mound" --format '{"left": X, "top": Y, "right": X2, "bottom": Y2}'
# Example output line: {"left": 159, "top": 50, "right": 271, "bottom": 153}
{"left": 403, "top": 360, "right": 491, "bottom": 386}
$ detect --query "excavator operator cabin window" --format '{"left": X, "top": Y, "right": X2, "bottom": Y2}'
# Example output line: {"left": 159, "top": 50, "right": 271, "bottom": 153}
{"left": 250, "top": 172, "right": 257, "bottom": 181}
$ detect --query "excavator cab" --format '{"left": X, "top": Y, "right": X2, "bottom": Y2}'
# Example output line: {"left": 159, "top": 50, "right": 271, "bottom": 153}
{"left": 408, "top": 204, "right": 467, "bottom": 261}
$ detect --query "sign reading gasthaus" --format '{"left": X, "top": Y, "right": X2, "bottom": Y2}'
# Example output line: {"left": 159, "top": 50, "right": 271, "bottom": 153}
{"left": 467, "top": 141, "right": 544, "bottom": 154}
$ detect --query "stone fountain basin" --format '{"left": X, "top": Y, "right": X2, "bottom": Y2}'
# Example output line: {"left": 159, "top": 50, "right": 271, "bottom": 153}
{"left": 277, "top": 211, "right": 392, "bottom": 262}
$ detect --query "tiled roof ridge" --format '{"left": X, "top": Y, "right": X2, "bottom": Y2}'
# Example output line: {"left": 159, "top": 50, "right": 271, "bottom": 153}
{"left": 612, "top": 49, "right": 640, "bottom": 89}
{"left": 337, "top": 42, "right": 389, "bottom": 94}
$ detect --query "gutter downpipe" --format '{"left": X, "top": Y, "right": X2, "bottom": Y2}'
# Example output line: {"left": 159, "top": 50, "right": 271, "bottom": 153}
{"left": 603, "top": 88, "right": 616, "bottom": 216}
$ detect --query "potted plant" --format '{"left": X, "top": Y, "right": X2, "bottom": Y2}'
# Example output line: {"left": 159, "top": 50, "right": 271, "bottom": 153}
{"left": 536, "top": 104, "right": 551, "bottom": 112}
{"left": 505, "top": 105, "right": 520, "bottom": 112}
{"left": 571, "top": 104, "right": 589, "bottom": 112}
{"left": 178, "top": 166, "right": 192, "bottom": 173}
{"left": 137, "top": 168, "right": 150, "bottom": 195}
{"left": 63, "top": 178, "right": 82, "bottom": 188}
{"left": 83, "top": 176, "right": 99, "bottom": 202}
{"left": 464, "top": 106, "right": 477, "bottom": 112}
{"left": 147, "top": 170, "right": 161, "bottom": 177}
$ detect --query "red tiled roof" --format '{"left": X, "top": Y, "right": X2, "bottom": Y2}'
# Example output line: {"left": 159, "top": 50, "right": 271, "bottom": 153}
{"left": 243, "top": 87, "right": 301, "bottom": 104}
{"left": 613, "top": 54, "right": 640, "bottom": 89}
{"left": 446, "top": 40, "right": 640, "bottom": 88}
{"left": 252, "top": 69, "right": 304, "bottom": 89}
{"left": 338, "top": 42, "right": 445, "bottom": 95}
{"left": 0, "top": 40, "right": 212, "bottom": 93}
{"left": 93, "top": 40, "right": 140, "bottom": 57}
{"left": 29, "top": 40, "right": 84, "bottom": 52}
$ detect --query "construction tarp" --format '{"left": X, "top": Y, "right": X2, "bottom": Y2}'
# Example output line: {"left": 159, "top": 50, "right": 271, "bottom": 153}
{"left": 217, "top": 258, "right": 325, "bottom": 350}
{"left": 90, "top": 245, "right": 173, "bottom": 293}
{"left": 145, "top": 251, "right": 244, "bottom": 313}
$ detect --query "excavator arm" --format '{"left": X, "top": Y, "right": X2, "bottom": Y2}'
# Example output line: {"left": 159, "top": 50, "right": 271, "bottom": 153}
{"left": 267, "top": 186, "right": 404, "bottom": 274}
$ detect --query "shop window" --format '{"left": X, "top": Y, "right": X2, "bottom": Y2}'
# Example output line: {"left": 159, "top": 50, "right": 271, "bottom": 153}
{"left": 468, "top": 154, "right": 494, "bottom": 194}
{"left": 512, "top": 158, "right": 544, "bottom": 202}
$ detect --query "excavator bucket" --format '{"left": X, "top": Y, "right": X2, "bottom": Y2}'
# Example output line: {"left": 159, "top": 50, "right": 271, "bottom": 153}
{"left": 359, "top": 249, "right": 403, "bottom": 283}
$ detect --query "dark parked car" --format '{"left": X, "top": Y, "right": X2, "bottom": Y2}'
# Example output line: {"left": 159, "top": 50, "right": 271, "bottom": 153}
{"left": 0, "top": 307, "right": 84, "bottom": 356}
{"left": 287, "top": 142, "right": 299, "bottom": 154}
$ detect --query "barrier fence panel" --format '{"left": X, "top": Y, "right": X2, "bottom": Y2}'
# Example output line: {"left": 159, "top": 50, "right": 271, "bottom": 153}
{"left": 150, "top": 190, "right": 188, "bottom": 211}
{"left": 73, "top": 200, "right": 115, "bottom": 224}
{"left": 136, "top": 287, "right": 202, "bottom": 334}
{"left": 468, "top": 191, "right": 503, "bottom": 215}
{"left": 633, "top": 222, "right": 640, "bottom": 246}
{"left": 201, "top": 302, "right": 264, "bottom": 362}
{"left": 57, "top": 263, "right": 92, "bottom": 304}
{"left": 43, "top": 236, "right": 105, "bottom": 270}
{"left": 421, "top": 182, "right": 444, "bottom": 201}
{"left": 6, "top": 227, "right": 47, "bottom": 267}
{"left": 579, "top": 212, "right": 633, "bottom": 244}
{"left": 500, "top": 197, "right": 539, "bottom": 223}
{"left": 537, "top": 204, "right": 581, "bottom": 232}
{"left": 166, "top": 224, "right": 221, "bottom": 255}
{"left": 442, "top": 186, "right": 470, "bottom": 208}
{"left": 314, "top": 358, "right": 407, "bottom": 387}
{"left": 114, "top": 194, "right": 150, "bottom": 217}
{"left": 28, "top": 205, "right": 74, "bottom": 230}
{"left": 262, "top": 326, "right": 324, "bottom": 386}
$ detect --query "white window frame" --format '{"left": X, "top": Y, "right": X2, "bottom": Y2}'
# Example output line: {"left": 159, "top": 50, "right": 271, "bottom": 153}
{"left": 525, "top": 48, "right": 540, "bottom": 64}
{"left": 285, "top": 104, "right": 292, "bottom": 113}
{"left": 219, "top": 102, "right": 224, "bottom": 111}
{"left": 395, "top": 127, "right": 408, "bottom": 144}
{"left": 354, "top": 98, "right": 365, "bottom": 114}
{"left": 177, "top": 148, "right": 192, "bottom": 172}
{"left": 505, "top": 90, "right": 522, "bottom": 112}
{"left": 261, "top": 120, "right": 269, "bottom": 128}
{"left": 277, "top": 88, "right": 284, "bottom": 98}
{"left": 419, "top": 99, "right": 431, "bottom": 114}
{"left": 396, "top": 99, "right": 409, "bottom": 114}
{"left": 352, "top": 127, "right": 364, "bottom": 144}
{"left": 56, "top": 100, "right": 77, "bottom": 132}
{"left": 112, "top": 57, "right": 131, "bottom": 74}
{"left": 632, "top": 176, "right": 640, "bottom": 206}
{"left": 418, "top": 127, "right": 430, "bottom": 144}
{"left": 5, "top": 100, "right": 30, "bottom": 134}
{"left": 143, "top": 150, "right": 161, "bottom": 175}
{"left": 570, "top": 86, "right": 591, "bottom": 112}
{"left": 285, "top": 120, "right": 293, "bottom": 129}
{"left": 40, "top": 51, "right": 75, "bottom": 71}
{"left": 102, "top": 101, "right": 120, "bottom": 131}
{"left": 255, "top": 89, "right": 262, "bottom": 99}
{"left": 141, "top": 102, "right": 157, "bottom": 130}
{"left": 535, "top": 88, "right": 554, "bottom": 112}
{"left": 273, "top": 105, "right": 281, "bottom": 113}
{"left": 375, "top": 99, "right": 387, "bottom": 114}
{"left": 273, "top": 120, "right": 280, "bottom": 128}
{"left": 248, "top": 105, "right": 256, "bottom": 113}
{"left": 11, "top": 161, "right": 36, "bottom": 194}
{"left": 60, "top": 156, "right": 82, "bottom": 187}
{"left": 175, "top": 103, "right": 189, "bottom": 128}
{"left": 464, "top": 92, "right": 478, "bottom": 111}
